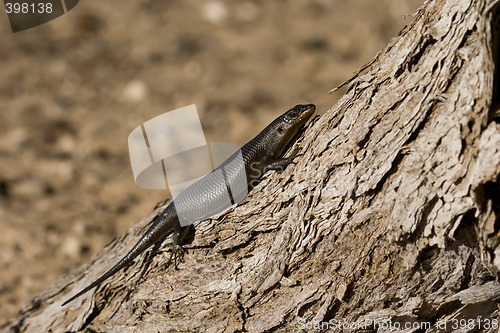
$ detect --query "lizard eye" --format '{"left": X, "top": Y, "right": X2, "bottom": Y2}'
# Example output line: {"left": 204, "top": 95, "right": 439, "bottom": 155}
{"left": 277, "top": 127, "right": 284, "bottom": 134}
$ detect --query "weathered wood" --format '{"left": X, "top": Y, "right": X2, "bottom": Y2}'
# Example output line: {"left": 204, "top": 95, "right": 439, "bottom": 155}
{"left": 5, "top": 0, "right": 500, "bottom": 331}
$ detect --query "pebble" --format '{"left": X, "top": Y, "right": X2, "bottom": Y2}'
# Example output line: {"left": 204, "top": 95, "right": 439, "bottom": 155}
{"left": 201, "top": 1, "right": 228, "bottom": 24}
{"left": 122, "top": 80, "right": 148, "bottom": 102}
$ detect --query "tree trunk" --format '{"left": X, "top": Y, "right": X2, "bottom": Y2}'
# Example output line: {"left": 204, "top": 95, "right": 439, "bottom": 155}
{"left": 6, "top": 0, "right": 500, "bottom": 331}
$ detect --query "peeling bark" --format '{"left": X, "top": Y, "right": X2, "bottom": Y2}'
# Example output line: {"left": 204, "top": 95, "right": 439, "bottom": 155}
{"left": 5, "top": 0, "right": 500, "bottom": 332}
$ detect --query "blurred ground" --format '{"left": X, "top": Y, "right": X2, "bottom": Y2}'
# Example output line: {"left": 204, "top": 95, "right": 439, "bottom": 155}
{"left": 0, "top": 0, "right": 423, "bottom": 325}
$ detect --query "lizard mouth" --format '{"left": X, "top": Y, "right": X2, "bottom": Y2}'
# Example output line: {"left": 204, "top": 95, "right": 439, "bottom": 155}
{"left": 292, "top": 104, "right": 316, "bottom": 125}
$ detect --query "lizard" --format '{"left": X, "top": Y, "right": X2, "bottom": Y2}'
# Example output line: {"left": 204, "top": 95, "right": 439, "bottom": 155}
{"left": 62, "top": 104, "right": 315, "bottom": 306}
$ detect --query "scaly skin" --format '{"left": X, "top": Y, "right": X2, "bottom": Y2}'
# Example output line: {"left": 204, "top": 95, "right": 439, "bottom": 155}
{"left": 62, "top": 104, "right": 315, "bottom": 306}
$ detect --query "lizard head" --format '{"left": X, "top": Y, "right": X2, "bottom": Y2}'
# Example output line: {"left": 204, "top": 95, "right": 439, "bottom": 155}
{"left": 267, "top": 104, "right": 315, "bottom": 158}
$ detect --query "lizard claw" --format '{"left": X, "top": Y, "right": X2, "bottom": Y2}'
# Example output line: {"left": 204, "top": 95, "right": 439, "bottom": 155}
{"left": 168, "top": 245, "right": 185, "bottom": 269}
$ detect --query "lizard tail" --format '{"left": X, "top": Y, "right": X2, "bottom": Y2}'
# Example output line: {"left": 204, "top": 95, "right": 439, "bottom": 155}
{"left": 61, "top": 211, "right": 176, "bottom": 306}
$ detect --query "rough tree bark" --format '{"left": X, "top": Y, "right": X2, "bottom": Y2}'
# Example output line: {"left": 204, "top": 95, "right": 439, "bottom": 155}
{"left": 5, "top": 0, "right": 500, "bottom": 332}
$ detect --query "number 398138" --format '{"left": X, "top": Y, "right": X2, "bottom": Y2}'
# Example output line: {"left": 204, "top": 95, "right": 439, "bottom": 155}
{"left": 5, "top": 2, "right": 53, "bottom": 14}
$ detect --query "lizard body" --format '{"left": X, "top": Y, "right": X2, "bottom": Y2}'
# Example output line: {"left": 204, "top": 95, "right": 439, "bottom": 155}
{"left": 62, "top": 104, "right": 315, "bottom": 306}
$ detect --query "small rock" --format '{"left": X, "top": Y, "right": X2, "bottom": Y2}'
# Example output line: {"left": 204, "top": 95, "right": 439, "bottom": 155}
{"left": 201, "top": 1, "right": 228, "bottom": 25}
{"left": 61, "top": 235, "right": 82, "bottom": 259}
{"left": 11, "top": 179, "right": 47, "bottom": 198}
{"left": 122, "top": 80, "right": 148, "bottom": 102}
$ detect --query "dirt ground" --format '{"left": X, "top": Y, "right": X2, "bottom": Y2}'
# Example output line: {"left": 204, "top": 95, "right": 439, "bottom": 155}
{"left": 0, "top": 0, "right": 423, "bottom": 326}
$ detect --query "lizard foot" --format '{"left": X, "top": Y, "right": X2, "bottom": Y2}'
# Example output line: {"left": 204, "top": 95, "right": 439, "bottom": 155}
{"left": 167, "top": 245, "right": 185, "bottom": 270}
